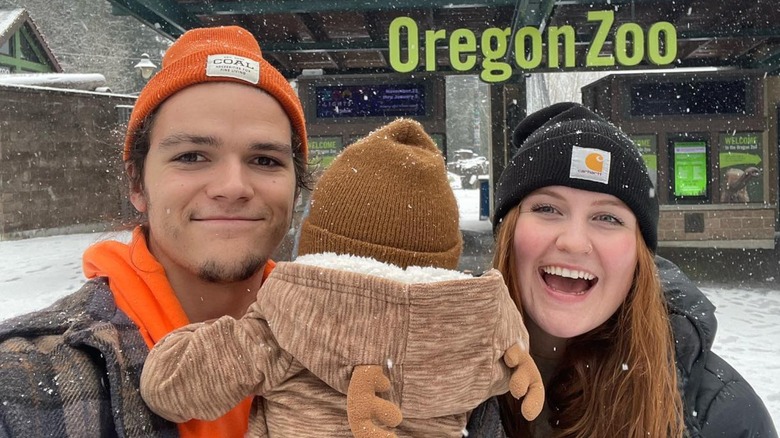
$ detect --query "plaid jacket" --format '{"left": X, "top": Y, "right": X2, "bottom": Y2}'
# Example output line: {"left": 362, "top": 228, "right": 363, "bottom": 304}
{"left": 0, "top": 278, "right": 178, "bottom": 438}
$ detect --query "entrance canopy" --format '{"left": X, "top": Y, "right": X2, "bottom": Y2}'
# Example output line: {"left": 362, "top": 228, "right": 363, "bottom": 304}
{"left": 106, "top": 0, "right": 780, "bottom": 78}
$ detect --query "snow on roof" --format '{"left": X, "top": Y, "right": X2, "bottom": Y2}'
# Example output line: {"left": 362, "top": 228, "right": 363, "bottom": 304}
{"left": 0, "top": 9, "right": 25, "bottom": 41}
{"left": 0, "top": 72, "right": 106, "bottom": 90}
{"left": 0, "top": 81, "right": 136, "bottom": 98}
{"left": 0, "top": 8, "right": 62, "bottom": 73}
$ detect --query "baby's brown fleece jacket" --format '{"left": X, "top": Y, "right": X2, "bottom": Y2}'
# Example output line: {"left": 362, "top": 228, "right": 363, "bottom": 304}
{"left": 141, "top": 263, "right": 527, "bottom": 437}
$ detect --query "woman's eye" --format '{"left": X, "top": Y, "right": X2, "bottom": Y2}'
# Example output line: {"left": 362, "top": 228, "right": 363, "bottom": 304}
{"left": 595, "top": 214, "right": 625, "bottom": 225}
{"left": 174, "top": 152, "right": 203, "bottom": 163}
{"left": 530, "top": 204, "right": 557, "bottom": 214}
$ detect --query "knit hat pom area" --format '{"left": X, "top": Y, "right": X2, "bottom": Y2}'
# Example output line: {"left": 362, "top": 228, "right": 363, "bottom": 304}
{"left": 297, "top": 118, "right": 463, "bottom": 270}
{"left": 123, "top": 25, "right": 307, "bottom": 161}
{"left": 493, "top": 102, "right": 659, "bottom": 251}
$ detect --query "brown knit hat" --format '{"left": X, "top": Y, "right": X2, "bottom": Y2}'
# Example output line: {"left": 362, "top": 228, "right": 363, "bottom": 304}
{"left": 123, "top": 25, "right": 307, "bottom": 161}
{"left": 297, "top": 118, "right": 462, "bottom": 269}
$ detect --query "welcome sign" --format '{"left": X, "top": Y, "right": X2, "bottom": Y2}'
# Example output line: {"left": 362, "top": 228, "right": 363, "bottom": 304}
{"left": 388, "top": 10, "right": 678, "bottom": 82}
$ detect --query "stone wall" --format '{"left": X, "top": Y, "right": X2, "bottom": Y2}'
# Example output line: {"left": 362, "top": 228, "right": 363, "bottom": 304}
{"left": 658, "top": 206, "right": 776, "bottom": 249}
{"left": 0, "top": 84, "right": 134, "bottom": 239}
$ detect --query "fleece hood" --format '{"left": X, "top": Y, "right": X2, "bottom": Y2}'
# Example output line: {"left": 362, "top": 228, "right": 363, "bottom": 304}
{"left": 254, "top": 253, "right": 526, "bottom": 419}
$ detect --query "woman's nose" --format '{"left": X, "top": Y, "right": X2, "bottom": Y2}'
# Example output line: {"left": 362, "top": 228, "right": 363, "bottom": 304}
{"left": 555, "top": 220, "right": 593, "bottom": 255}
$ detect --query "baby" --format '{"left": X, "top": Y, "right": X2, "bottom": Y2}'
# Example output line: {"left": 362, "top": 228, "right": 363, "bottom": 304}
{"left": 140, "top": 118, "right": 543, "bottom": 437}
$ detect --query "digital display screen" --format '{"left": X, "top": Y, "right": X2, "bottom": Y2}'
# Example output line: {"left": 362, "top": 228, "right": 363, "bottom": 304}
{"left": 672, "top": 140, "right": 708, "bottom": 197}
{"left": 316, "top": 83, "right": 426, "bottom": 118}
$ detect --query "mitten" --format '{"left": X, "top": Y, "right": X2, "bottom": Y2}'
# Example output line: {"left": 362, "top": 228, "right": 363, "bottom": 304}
{"left": 347, "top": 365, "right": 403, "bottom": 438}
{"left": 504, "top": 343, "right": 545, "bottom": 420}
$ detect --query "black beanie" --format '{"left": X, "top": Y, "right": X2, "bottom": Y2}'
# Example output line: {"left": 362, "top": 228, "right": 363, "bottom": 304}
{"left": 493, "top": 102, "right": 659, "bottom": 251}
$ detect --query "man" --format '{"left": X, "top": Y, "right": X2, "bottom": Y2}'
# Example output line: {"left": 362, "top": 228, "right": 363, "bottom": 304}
{"left": 0, "top": 25, "right": 309, "bottom": 437}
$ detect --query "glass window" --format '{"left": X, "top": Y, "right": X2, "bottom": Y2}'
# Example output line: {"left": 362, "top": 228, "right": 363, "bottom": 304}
{"left": 0, "top": 37, "right": 10, "bottom": 56}
{"left": 18, "top": 29, "right": 43, "bottom": 64}
{"left": 630, "top": 80, "right": 748, "bottom": 116}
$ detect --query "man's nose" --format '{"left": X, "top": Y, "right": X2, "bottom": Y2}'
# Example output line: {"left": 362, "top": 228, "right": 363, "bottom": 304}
{"left": 206, "top": 159, "right": 254, "bottom": 201}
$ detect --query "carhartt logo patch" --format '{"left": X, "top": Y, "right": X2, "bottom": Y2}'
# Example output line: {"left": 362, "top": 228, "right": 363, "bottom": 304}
{"left": 206, "top": 54, "right": 260, "bottom": 84}
{"left": 570, "top": 146, "right": 611, "bottom": 184}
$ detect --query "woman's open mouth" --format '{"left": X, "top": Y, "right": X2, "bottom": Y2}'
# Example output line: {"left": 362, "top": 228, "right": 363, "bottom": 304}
{"left": 540, "top": 266, "right": 598, "bottom": 295}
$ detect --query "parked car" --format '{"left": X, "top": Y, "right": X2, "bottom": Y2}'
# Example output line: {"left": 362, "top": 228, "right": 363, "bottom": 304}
{"left": 448, "top": 149, "right": 488, "bottom": 188}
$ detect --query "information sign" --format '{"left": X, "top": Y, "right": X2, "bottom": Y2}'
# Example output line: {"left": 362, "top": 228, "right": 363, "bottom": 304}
{"left": 673, "top": 140, "right": 707, "bottom": 197}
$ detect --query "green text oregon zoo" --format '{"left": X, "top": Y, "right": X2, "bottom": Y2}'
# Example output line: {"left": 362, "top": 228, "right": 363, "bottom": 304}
{"left": 388, "top": 10, "right": 678, "bottom": 83}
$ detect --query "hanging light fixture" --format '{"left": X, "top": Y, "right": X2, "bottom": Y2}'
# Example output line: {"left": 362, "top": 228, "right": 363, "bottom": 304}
{"left": 134, "top": 53, "right": 157, "bottom": 80}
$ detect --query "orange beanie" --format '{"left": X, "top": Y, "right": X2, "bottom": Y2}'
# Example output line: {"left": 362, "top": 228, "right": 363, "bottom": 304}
{"left": 124, "top": 25, "right": 307, "bottom": 161}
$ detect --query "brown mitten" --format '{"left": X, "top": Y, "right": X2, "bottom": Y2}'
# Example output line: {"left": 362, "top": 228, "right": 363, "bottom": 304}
{"left": 347, "top": 365, "right": 403, "bottom": 438}
{"left": 504, "top": 343, "right": 545, "bottom": 421}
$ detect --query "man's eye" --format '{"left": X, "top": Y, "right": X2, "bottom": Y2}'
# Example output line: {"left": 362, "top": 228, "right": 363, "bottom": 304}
{"left": 254, "top": 156, "right": 280, "bottom": 167}
{"left": 174, "top": 152, "right": 203, "bottom": 163}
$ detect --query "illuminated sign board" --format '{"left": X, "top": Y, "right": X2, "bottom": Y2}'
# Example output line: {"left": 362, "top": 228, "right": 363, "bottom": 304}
{"left": 315, "top": 84, "right": 426, "bottom": 118}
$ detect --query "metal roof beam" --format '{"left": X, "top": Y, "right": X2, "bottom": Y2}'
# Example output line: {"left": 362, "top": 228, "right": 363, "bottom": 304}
{"left": 749, "top": 48, "right": 780, "bottom": 71}
{"left": 296, "top": 13, "right": 342, "bottom": 70}
{"left": 106, "top": 0, "right": 200, "bottom": 37}
{"left": 678, "top": 29, "right": 780, "bottom": 39}
{"left": 298, "top": 13, "right": 330, "bottom": 42}
{"left": 264, "top": 41, "right": 389, "bottom": 52}
{"left": 184, "top": 0, "right": 517, "bottom": 15}
{"left": 537, "top": 0, "right": 556, "bottom": 30}
{"left": 363, "top": 12, "right": 390, "bottom": 66}
{"left": 553, "top": 0, "right": 667, "bottom": 4}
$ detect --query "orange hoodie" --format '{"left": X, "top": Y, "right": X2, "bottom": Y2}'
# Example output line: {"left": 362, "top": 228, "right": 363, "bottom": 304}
{"left": 83, "top": 227, "right": 274, "bottom": 438}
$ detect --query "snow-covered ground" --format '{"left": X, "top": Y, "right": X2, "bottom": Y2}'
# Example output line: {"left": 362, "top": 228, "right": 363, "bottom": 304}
{"left": 0, "top": 189, "right": 778, "bottom": 426}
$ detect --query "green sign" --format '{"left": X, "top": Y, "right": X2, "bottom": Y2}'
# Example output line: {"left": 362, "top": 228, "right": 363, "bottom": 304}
{"left": 718, "top": 132, "right": 763, "bottom": 203}
{"left": 308, "top": 136, "right": 343, "bottom": 168}
{"left": 388, "top": 10, "right": 678, "bottom": 83}
{"left": 673, "top": 141, "right": 707, "bottom": 197}
{"left": 630, "top": 134, "right": 657, "bottom": 188}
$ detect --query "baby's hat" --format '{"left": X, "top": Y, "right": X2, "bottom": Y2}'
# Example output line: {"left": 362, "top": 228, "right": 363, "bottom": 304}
{"left": 298, "top": 118, "right": 463, "bottom": 269}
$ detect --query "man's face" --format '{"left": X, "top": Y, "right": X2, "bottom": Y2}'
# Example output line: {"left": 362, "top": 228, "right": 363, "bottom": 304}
{"left": 130, "top": 82, "right": 297, "bottom": 284}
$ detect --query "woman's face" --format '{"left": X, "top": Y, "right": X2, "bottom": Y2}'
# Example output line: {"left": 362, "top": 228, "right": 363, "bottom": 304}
{"left": 513, "top": 185, "right": 638, "bottom": 339}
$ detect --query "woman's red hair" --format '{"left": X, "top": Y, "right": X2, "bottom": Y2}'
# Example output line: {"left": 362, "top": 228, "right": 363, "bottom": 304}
{"left": 494, "top": 206, "right": 684, "bottom": 437}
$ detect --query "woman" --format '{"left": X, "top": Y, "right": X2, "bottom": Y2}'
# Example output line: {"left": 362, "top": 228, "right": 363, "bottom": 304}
{"left": 465, "top": 102, "right": 776, "bottom": 437}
